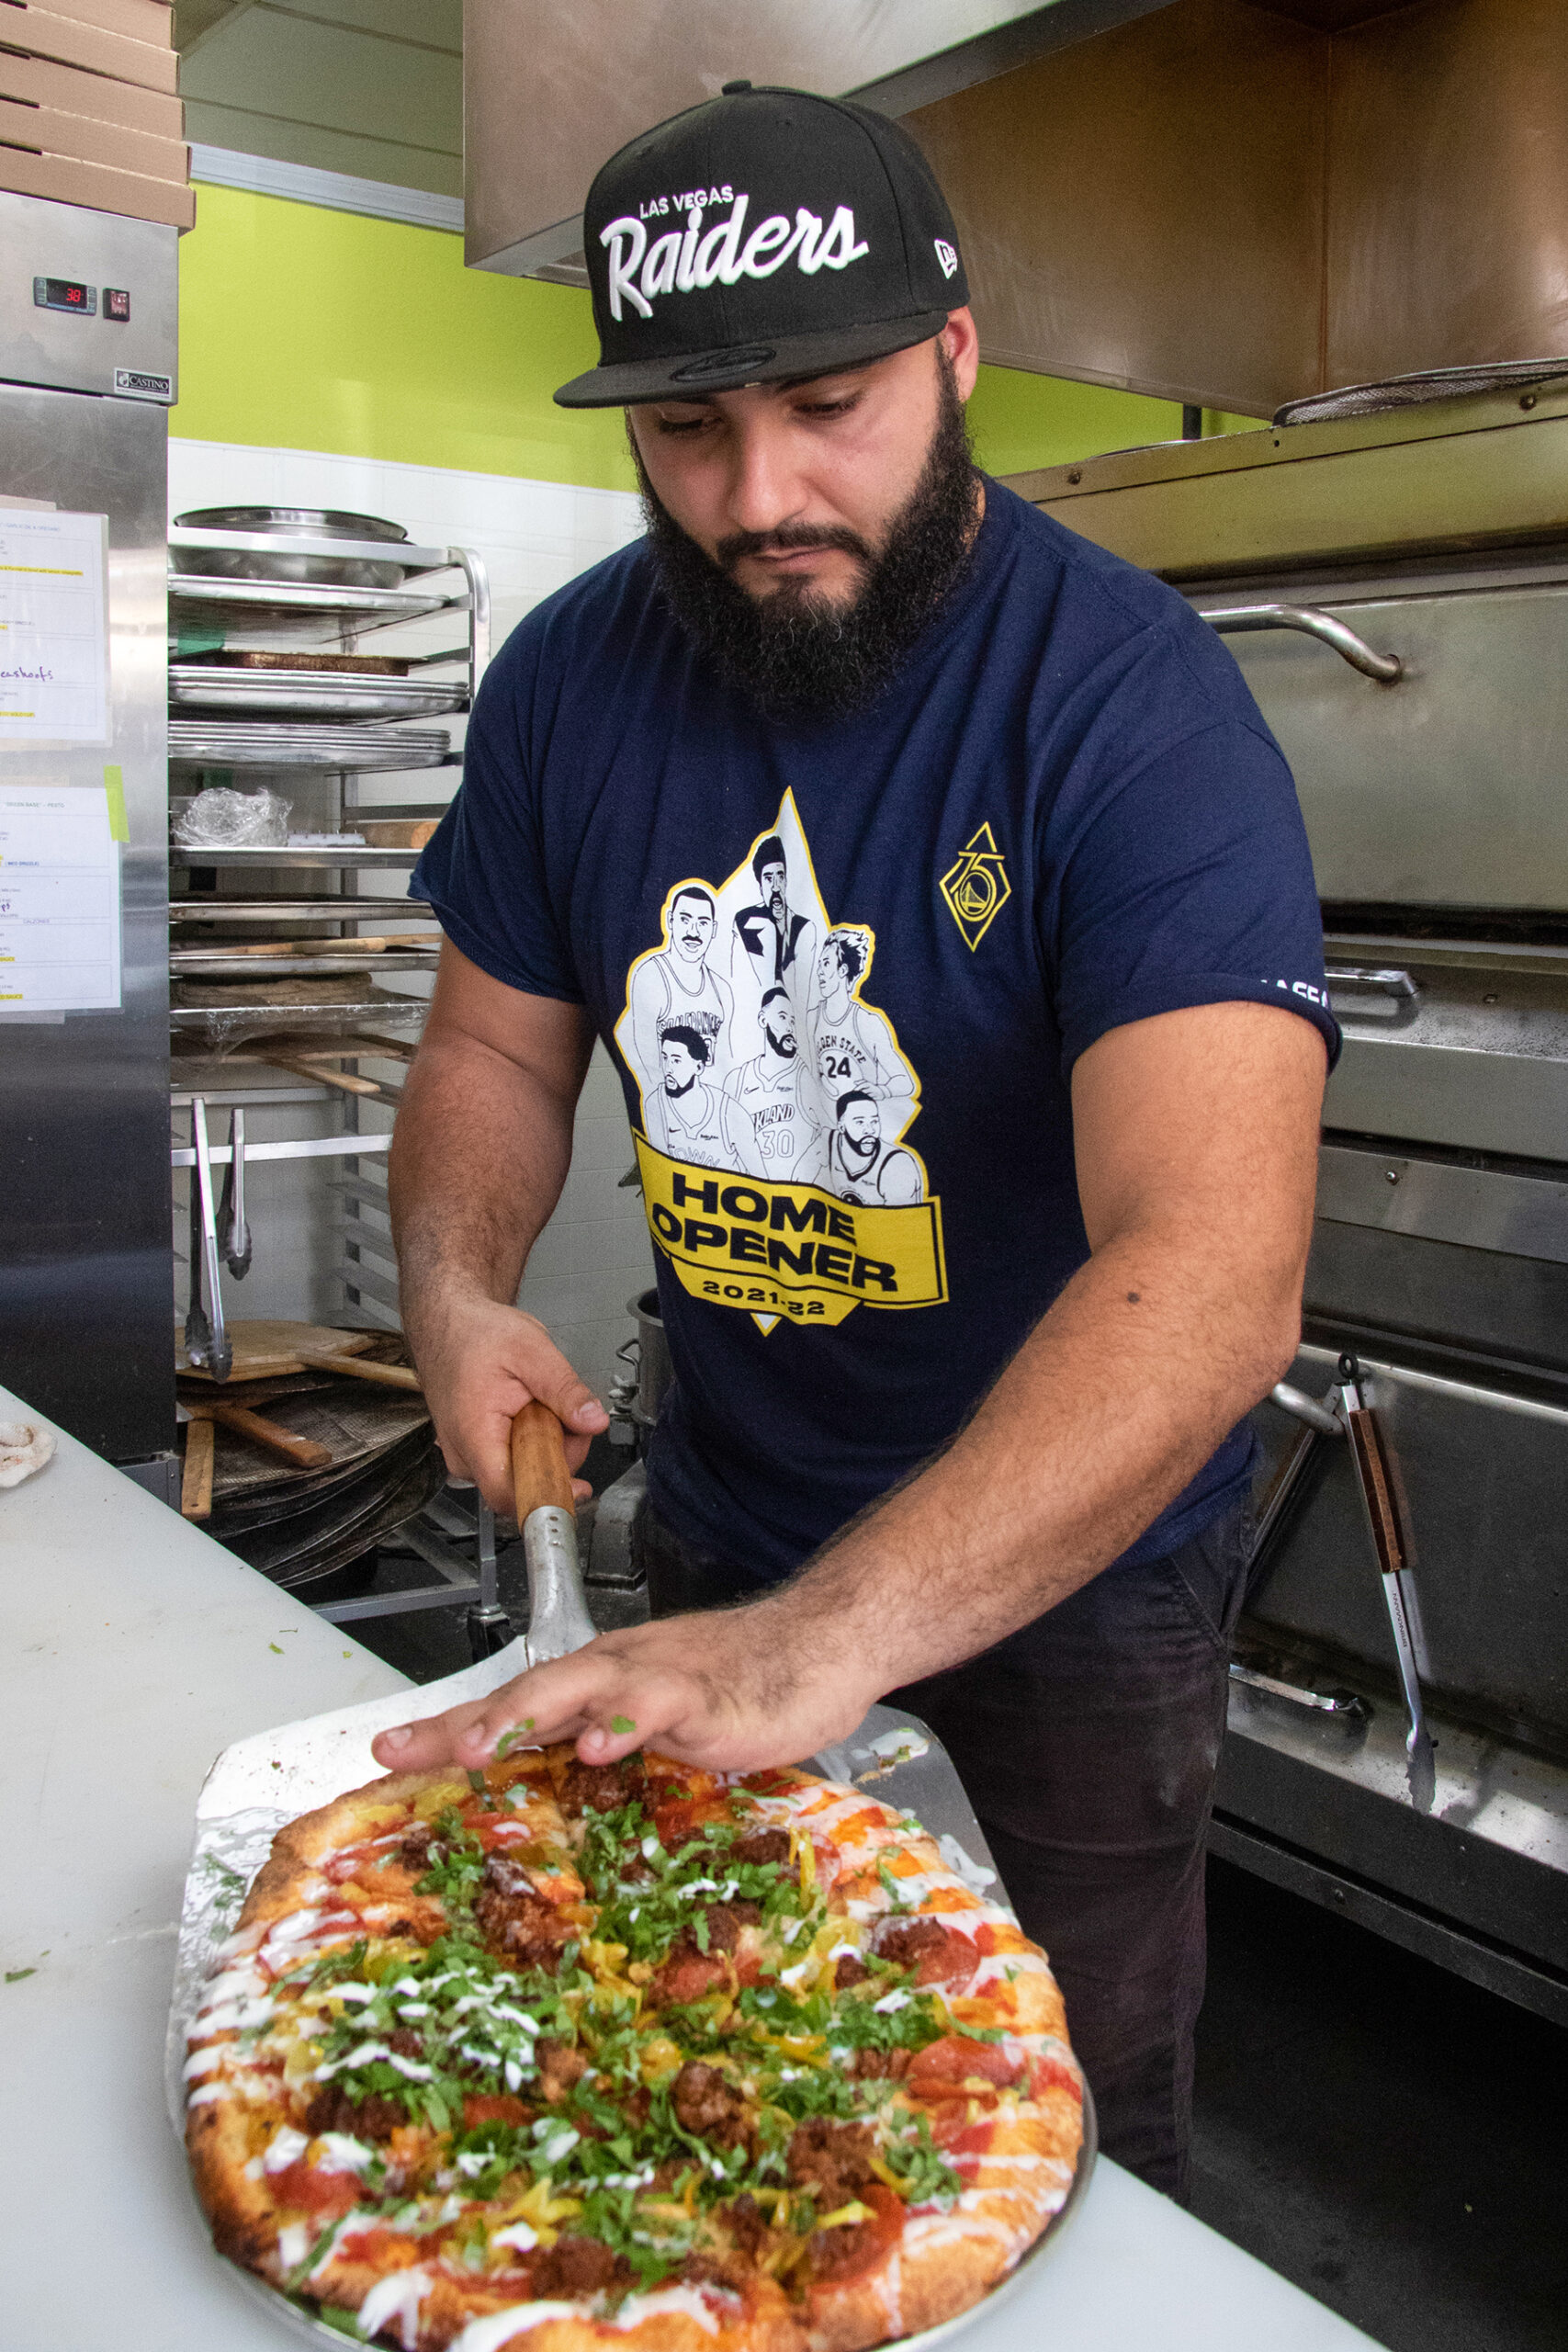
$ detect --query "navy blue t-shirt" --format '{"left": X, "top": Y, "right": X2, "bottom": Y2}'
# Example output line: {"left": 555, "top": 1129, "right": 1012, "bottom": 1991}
{"left": 412, "top": 481, "right": 1336, "bottom": 1584}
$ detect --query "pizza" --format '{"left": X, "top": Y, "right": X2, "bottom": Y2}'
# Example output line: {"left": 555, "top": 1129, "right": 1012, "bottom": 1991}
{"left": 185, "top": 1743, "right": 1083, "bottom": 2352}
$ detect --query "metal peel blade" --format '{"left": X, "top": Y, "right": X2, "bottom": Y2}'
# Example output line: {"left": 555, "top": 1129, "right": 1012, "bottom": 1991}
{"left": 510, "top": 1400, "right": 598, "bottom": 1666}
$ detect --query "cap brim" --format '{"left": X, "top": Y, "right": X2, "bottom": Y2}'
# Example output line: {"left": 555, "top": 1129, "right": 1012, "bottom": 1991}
{"left": 553, "top": 310, "right": 952, "bottom": 408}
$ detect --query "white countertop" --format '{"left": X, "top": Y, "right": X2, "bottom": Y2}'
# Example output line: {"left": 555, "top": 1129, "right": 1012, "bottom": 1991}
{"left": 0, "top": 1388, "right": 1381, "bottom": 2352}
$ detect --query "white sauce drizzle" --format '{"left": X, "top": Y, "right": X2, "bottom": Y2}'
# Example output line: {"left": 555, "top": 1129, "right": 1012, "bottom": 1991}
{"left": 356, "top": 2264, "right": 433, "bottom": 2350}
{"left": 263, "top": 2125, "right": 310, "bottom": 2173}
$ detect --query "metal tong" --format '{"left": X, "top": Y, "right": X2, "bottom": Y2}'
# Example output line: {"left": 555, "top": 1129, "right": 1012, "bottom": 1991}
{"left": 1265, "top": 1361, "right": 1437, "bottom": 1811}
{"left": 183, "top": 1099, "right": 231, "bottom": 1382}
{"left": 511, "top": 1401, "right": 598, "bottom": 1667}
{"left": 216, "top": 1105, "right": 252, "bottom": 1278}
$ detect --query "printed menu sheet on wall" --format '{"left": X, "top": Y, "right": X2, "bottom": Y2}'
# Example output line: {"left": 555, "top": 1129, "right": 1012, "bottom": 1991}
{"left": 0, "top": 787, "right": 121, "bottom": 1011}
{"left": 0, "top": 510, "right": 110, "bottom": 744}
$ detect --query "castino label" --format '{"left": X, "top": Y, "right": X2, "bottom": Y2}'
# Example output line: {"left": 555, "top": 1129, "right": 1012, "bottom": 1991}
{"left": 635, "top": 1136, "right": 946, "bottom": 1331}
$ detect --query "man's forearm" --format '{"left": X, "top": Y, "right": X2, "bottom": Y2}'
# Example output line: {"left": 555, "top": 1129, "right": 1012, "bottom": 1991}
{"left": 750, "top": 1216, "right": 1300, "bottom": 1701}
{"left": 389, "top": 1026, "right": 577, "bottom": 1349}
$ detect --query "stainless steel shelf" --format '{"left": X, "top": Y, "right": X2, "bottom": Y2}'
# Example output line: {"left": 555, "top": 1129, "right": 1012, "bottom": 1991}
{"left": 170, "top": 666, "right": 468, "bottom": 722}
{"left": 171, "top": 898, "right": 434, "bottom": 922}
{"left": 168, "top": 574, "right": 459, "bottom": 632}
{"left": 169, "top": 844, "right": 432, "bottom": 869}
{"left": 170, "top": 951, "right": 437, "bottom": 979}
{"left": 169, "top": 526, "right": 457, "bottom": 576}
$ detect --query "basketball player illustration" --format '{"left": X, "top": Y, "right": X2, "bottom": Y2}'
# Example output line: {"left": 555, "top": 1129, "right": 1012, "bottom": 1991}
{"left": 649, "top": 1026, "right": 764, "bottom": 1174}
{"left": 721, "top": 986, "right": 808, "bottom": 1175}
{"left": 626, "top": 882, "right": 734, "bottom": 1109}
{"left": 799, "top": 1088, "right": 925, "bottom": 1205}
{"left": 807, "top": 927, "right": 917, "bottom": 1131}
{"left": 729, "top": 833, "right": 819, "bottom": 1032}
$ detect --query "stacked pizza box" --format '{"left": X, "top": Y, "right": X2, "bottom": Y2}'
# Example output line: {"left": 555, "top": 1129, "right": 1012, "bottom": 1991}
{"left": 0, "top": 0, "right": 193, "bottom": 230}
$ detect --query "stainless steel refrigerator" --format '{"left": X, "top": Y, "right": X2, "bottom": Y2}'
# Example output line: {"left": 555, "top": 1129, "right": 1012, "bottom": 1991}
{"left": 0, "top": 189, "right": 176, "bottom": 1492}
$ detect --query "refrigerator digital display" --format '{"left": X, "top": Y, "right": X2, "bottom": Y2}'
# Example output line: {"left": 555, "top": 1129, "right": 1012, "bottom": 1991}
{"left": 33, "top": 277, "right": 97, "bottom": 317}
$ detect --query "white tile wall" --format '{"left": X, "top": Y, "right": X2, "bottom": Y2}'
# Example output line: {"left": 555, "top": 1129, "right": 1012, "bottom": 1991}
{"left": 170, "top": 439, "right": 653, "bottom": 1406}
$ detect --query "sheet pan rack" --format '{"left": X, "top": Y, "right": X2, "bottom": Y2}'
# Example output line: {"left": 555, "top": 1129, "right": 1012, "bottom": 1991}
{"left": 167, "top": 519, "right": 488, "bottom": 1631}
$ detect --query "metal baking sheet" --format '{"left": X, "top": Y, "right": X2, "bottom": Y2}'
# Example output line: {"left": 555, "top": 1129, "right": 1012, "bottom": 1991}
{"left": 166, "top": 1685, "right": 1094, "bottom": 2347}
{"left": 170, "top": 724, "right": 453, "bottom": 775}
{"left": 169, "top": 573, "right": 457, "bottom": 631}
{"left": 171, "top": 666, "right": 468, "bottom": 722}
{"left": 170, "top": 951, "right": 437, "bottom": 979}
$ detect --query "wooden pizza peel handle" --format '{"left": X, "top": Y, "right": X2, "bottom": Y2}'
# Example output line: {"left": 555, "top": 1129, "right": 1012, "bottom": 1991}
{"left": 510, "top": 1399, "right": 576, "bottom": 1521}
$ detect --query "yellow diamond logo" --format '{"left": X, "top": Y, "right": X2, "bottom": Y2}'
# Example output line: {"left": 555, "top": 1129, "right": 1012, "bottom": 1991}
{"left": 940, "top": 823, "right": 1011, "bottom": 951}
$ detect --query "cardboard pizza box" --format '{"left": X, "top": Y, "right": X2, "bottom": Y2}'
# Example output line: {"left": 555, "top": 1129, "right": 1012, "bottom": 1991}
{"left": 14, "top": 0, "right": 172, "bottom": 43}
{"left": 0, "top": 93, "right": 186, "bottom": 181}
{"left": 0, "top": 46, "right": 183, "bottom": 136}
{"left": 0, "top": 142, "right": 195, "bottom": 230}
{"left": 0, "top": 5, "right": 179, "bottom": 94}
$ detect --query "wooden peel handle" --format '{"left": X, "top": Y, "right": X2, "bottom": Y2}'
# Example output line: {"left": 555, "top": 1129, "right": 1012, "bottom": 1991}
{"left": 511, "top": 1399, "right": 575, "bottom": 1521}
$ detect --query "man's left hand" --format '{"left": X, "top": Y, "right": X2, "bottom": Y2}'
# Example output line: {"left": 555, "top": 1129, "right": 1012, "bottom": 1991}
{"left": 369, "top": 1604, "right": 874, "bottom": 1778}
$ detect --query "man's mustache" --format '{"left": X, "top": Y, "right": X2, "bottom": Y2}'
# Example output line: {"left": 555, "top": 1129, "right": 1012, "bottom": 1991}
{"left": 716, "top": 522, "right": 873, "bottom": 575}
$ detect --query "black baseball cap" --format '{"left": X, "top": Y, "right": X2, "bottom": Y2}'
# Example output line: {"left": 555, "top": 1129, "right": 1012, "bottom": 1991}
{"left": 553, "top": 83, "right": 969, "bottom": 409}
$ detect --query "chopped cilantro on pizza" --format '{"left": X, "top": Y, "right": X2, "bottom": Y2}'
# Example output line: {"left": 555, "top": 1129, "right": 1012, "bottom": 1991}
{"left": 185, "top": 1746, "right": 1083, "bottom": 2352}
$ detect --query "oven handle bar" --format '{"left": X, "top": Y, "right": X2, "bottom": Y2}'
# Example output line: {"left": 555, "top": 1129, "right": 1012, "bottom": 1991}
{"left": 1201, "top": 602, "right": 1404, "bottom": 683}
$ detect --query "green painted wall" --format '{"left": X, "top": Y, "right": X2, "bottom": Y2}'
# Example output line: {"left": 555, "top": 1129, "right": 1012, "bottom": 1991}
{"left": 175, "top": 182, "right": 1263, "bottom": 491}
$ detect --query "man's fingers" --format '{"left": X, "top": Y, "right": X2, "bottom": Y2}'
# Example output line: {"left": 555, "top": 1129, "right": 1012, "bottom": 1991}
{"left": 369, "top": 1644, "right": 709, "bottom": 1773}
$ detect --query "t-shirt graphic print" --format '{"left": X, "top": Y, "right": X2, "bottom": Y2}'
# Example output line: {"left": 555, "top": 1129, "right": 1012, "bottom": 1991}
{"left": 614, "top": 790, "right": 944, "bottom": 1332}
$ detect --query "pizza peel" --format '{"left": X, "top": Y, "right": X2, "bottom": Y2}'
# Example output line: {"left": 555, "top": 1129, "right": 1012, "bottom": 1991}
{"left": 166, "top": 1403, "right": 1096, "bottom": 2343}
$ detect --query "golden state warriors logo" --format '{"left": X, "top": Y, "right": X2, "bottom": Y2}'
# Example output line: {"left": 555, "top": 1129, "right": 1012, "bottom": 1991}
{"left": 615, "top": 791, "right": 945, "bottom": 1333}
{"left": 940, "top": 823, "right": 1010, "bottom": 951}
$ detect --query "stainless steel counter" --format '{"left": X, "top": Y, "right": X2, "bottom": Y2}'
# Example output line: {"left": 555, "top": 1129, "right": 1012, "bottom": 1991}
{"left": 0, "top": 1389, "right": 1376, "bottom": 2352}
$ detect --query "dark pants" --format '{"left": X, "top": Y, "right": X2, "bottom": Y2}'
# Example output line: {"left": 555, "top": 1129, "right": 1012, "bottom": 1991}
{"left": 634, "top": 1496, "right": 1252, "bottom": 2203}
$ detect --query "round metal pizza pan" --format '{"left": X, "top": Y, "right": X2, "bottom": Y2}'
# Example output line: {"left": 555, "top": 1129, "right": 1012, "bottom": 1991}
{"left": 210, "top": 2086, "right": 1097, "bottom": 2352}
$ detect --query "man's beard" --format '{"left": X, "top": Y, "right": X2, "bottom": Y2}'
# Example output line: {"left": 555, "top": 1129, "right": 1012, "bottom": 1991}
{"left": 840, "top": 1128, "right": 878, "bottom": 1167}
{"left": 764, "top": 1022, "right": 796, "bottom": 1058}
{"left": 634, "top": 351, "right": 980, "bottom": 721}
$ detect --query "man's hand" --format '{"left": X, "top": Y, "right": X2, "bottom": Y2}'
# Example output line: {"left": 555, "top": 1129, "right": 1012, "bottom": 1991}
{"left": 413, "top": 1288, "right": 606, "bottom": 1512}
{"left": 369, "top": 1601, "right": 874, "bottom": 1778}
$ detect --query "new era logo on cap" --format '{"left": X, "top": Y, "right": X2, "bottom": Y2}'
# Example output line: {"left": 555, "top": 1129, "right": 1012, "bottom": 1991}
{"left": 555, "top": 83, "right": 968, "bottom": 410}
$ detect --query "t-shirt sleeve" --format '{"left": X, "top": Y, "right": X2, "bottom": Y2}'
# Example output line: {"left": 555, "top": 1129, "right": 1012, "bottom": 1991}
{"left": 408, "top": 645, "right": 583, "bottom": 1003}
{"left": 1046, "top": 710, "right": 1339, "bottom": 1074}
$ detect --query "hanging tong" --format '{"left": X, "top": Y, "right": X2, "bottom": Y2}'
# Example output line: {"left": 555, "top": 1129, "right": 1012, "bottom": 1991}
{"left": 216, "top": 1105, "right": 252, "bottom": 1279}
{"left": 1336, "top": 1353, "right": 1437, "bottom": 1812}
{"left": 183, "top": 1097, "right": 232, "bottom": 1383}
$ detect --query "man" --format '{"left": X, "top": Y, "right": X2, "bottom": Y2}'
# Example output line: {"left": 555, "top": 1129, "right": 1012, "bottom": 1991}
{"left": 807, "top": 925, "right": 918, "bottom": 1132}
{"left": 729, "top": 833, "right": 818, "bottom": 1033}
{"left": 649, "top": 1023, "right": 764, "bottom": 1176}
{"left": 625, "top": 881, "right": 734, "bottom": 1110}
{"left": 375, "top": 84, "right": 1333, "bottom": 2199}
{"left": 722, "top": 985, "right": 810, "bottom": 1176}
{"left": 803, "top": 1087, "right": 924, "bottom": 1206}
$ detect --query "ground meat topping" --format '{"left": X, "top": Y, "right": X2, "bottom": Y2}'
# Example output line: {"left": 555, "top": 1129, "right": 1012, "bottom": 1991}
{"left": 732, "top": 1826, "right": 791, "bottom": 1869}
{"left": 834, "top": 1953, "right": 871, "bottom": 1990}
{"left": 807, "top": 2215, "right": 883, "bottom": 2279}
{"left": 558, "top": 1756, "right": 647, "bottom": 1818}
{"left": 303, "top": 2084, "right": 402, "bottom": 2143}
{"left": 473, "top": 1859, "right": 573, "bottom": 1973}
{"left": 786, "top": 2118, "right": 876, "bottom": 2207}
{"left": 851, "top": 2046, "right": 911, "bottom": 2080}
{"left": 530, "top": 2235, "right": 633, "bottom": 2298}
{"left": 700, "top": 1897, "right": 761, "bottom": 1955}
{"left": 872, "top": 1917, "right": 950, "bottom": 1972}
{"left": 671, "top": 2060, "right": 750, "bottom": 2148}
{"left": 536, "top": 2038, "right": 587, "bottom": 2104}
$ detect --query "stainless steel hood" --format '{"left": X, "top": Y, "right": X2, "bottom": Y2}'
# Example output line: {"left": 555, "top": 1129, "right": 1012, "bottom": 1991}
{"left": 461, "top": 0, "right": 1176, "bottom": 282}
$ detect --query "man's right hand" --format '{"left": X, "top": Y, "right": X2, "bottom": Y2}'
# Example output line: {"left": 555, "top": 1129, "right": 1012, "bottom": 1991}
{"left": 410, "top": 1288, "right": 608, "bottom": 1513}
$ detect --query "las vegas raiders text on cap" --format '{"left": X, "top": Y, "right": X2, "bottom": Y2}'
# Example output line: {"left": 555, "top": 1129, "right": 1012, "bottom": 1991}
{"left": 554, "top": 83, "right": 970, "bottom": 409}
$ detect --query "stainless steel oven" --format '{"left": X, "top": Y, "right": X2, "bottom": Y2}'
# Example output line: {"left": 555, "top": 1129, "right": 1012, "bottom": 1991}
{"left": 1008, "top": 373, "right": 1568, "bottom": 2025}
